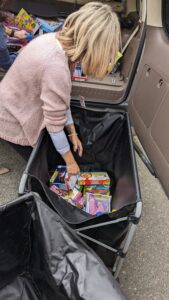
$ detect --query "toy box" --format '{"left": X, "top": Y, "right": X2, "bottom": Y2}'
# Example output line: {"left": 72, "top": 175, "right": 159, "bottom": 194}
{"left": 50, "top": 184, "right": 84, "bottom": 209}
{"left": 66, "top": 188, "right": 84, "bottom": 209}
{"left": 86, "top": 193, "right": 111, "bottom": 216}
{"left": 15, "top": 8, "right": 38, "bottom": 33}
{"left": 36, "top": 18, "right": 63, "bottom": 33}
{"left": 50, "top": 166, "right": 67, "bottom": 190}
{"left": 72, "top": 62, "right": 87, "bottom": 82}
{"left": 83, "top": 185, "right": 110, "bottom": 198}
{"left": 78, "top": 172, "right": 110, "bottom": 186}
{"left": 50, "top": 166, "right": 78, "bottom": 191}
{"left": 50, "top": 185, "right": 69, "bottom": 198}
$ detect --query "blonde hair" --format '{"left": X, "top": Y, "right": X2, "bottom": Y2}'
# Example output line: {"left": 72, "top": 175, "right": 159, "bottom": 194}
{"left": 58, "top": 2, "right": 121, "bottom": 79}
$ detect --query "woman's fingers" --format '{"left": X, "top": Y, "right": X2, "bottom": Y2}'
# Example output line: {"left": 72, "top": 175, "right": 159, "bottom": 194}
{"left": 78, "top": 142, "right": 83, "bottom": 157}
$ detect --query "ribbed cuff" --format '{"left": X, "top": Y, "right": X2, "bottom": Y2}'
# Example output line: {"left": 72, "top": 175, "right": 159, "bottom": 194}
{"left": 65, "top": 108, "right": 73, "bottom": 126}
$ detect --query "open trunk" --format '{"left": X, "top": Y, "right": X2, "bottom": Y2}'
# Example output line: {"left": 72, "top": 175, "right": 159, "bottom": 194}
{"left": 7, "top": 0, "right": 145, "bottom": 104}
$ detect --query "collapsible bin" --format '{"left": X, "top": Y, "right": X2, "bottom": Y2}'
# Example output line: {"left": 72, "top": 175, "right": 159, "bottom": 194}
{"left": 0, "top": 192, "right": 128, "bottom": 300}
{"left": 19, "top": 104, "right": 142, "bottom": 277}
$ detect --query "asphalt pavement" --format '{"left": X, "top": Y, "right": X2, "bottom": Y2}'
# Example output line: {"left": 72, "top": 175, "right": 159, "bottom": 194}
{"left": 0, "top": 138, "right": 169, "bottom": 300}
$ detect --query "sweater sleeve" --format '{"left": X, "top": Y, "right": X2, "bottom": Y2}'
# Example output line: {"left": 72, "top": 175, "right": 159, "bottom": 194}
{"left": 40, "top": 54, "right": 71, "bottom": 133}
{"left": 65, "top": 108, "right": 73, "bottom": 126}
{"left": 49, "top": 130, "right": 70, "bottom": 155}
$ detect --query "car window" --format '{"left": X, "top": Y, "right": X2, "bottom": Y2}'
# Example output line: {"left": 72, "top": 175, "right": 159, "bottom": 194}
{"left": 162, "top": 0, "right": 169, "bottom": 37}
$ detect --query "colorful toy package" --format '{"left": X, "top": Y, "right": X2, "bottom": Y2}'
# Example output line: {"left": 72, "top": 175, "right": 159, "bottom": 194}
{"left": 36, "top": 18, "right": 63, "bottom": 33}
{"left": 50, "top": 166, "right": 67, "bottom": 190}
{"left": 86, "top": 193, "right": 111, "bottom": 216}
{"left": 50, "top": 185, "right": 69, "bottom": 198}
{"left": 72, "top": 62, "right": 87, "bottom": 82}
{"left": 15, "top": 8, "right": 38, "bottom": 33}
{"left": 83, "top": 185, "right": 110, "bottom": 198}
{"left": 50, "top": 166, "right": 78, "bottom": 191}
{"left": 50, "top": 184, "right": 84, "bottom": 209}
{"left": 66, "top": 188, "right": 84, "bottom": 209}
{"left": 78, "top": 172, "right": 110, "bottom": 186}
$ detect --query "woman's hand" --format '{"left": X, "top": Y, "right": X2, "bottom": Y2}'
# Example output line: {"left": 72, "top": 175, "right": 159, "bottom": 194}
{"left": 14, "top": 30, "right": 27, "bottom": 40}
{"left": 69, "top": 134, "right": 83, "bottom": 157}
{"left": 62, "top": 150, "right": 80, "bottom": 175}
{"left": 67, "top": 162, "right": 80, "bottom": 175}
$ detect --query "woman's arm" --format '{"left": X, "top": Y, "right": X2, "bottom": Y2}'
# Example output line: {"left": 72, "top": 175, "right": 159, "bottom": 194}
{"left": 49, "top": 130, "right": 80, "bottom": 175}
{"left": 4, "top": 26, "right": 27, "bottom": 39}
{"left": 65, "top": 109, "right": 83, "bottom": 156}
{"left": 40, "top": 59, "right": 81, "bottom": 174}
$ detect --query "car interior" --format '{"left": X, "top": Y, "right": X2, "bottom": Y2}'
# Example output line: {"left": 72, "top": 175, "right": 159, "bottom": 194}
{"left": 3, "top": 0, "right": 145, "bottom": 104}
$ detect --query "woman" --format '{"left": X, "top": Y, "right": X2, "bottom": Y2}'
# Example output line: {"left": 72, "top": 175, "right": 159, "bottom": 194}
{"left": 0, "top": 0, "right": 27, "bottom": 174}
{"left": 0, "top": 2, "right": 120, "bottom": 175}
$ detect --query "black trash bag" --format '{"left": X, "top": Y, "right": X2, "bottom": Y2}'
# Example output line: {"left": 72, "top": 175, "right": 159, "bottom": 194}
{"left": 0, "top": 193, "right": 128, "bottom": 300}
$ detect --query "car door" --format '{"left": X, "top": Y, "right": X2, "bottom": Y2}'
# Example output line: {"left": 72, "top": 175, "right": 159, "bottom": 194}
{"left": 129, "top": 0, "right": 169, "bottom": 196}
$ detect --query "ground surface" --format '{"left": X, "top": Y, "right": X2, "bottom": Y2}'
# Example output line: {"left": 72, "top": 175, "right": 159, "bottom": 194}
{"left": 0, "top": 139, "right": 169, "bottom": 300}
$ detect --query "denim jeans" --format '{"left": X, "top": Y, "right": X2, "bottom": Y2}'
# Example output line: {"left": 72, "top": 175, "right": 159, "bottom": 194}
{"left": 0, "top": 24, "right": 17, "bottom": 70}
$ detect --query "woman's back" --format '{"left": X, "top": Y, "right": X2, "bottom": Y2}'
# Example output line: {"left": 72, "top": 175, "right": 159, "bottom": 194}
{"left": 0, "top": 33, "right": 71, "bottom": 146}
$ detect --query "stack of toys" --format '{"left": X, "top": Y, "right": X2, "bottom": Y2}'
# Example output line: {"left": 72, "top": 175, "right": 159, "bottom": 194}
{"left": 50, "top": 167, "right": 112, "bottom": 216}
{"left": 11, "top": 8, "right": 64, "bottom": 34}
{"left": 4, "top": 8, "right": 65, "bottom": 49}
{"left": 78, "top": 172, "right": 111, "bottom": 215}
{"left": 50, "top": 166, "right": 84, "bottom": 209}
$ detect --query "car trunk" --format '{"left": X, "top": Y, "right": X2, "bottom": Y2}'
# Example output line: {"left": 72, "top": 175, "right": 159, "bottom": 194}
{"left": 7, "top": 0, "right": 144, "bottom": 104}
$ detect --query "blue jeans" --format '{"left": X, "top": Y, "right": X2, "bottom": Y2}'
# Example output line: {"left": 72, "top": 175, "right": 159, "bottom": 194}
{"left": 0, "top": 23, "right": 17, "bottom": 70}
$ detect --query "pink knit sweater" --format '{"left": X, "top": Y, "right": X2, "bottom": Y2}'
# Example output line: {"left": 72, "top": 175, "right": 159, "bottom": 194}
{"left": 0, "top": 33, "right": 71, "bottom": 146}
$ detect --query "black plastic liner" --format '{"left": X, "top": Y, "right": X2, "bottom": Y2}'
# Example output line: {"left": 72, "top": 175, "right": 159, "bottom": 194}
{"left": 0, "top": 193, "right": 128, "bottom": 300}
{"left": 22, "top": 105, "right": 140, "bottom": 268}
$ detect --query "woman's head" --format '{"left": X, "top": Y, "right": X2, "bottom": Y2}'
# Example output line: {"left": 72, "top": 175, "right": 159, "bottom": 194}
{"left": 58, "top": 2, "right": 121, "bottom": 79}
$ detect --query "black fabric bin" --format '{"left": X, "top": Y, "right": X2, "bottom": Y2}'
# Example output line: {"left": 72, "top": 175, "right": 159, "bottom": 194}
{"left": 19, "top": 104, "right": 142, "bottom": 276}
{"left": 0, "top": 192, "right": 128, "bottom": 300}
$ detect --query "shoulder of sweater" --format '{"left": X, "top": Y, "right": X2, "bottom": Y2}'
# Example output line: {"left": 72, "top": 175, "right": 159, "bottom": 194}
{"left": 42, "top": 47, "right": 69, "bottom": 75}
{"left": 42, "top": 53, "right": 69, "bottom": 80}
{"left": 40, "top": 48, "right": 71, "bottom": 89}
{"left": 39, "top": 37, "right": 67, "bottom": 67}
{"left": 37, "top": 33, "right": 64, "bottom": 55}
